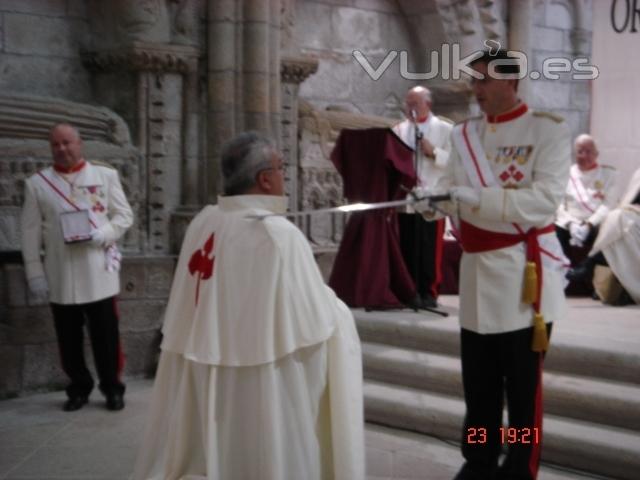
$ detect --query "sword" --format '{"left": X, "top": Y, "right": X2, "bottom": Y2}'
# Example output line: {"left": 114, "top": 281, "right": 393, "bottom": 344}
{"left": 246, "top": 194, "right": 451, "bottom": 219}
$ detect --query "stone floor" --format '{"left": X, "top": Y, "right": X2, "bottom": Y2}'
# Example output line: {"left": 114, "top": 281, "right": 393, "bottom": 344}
{"left": 1, "top": 296, "right": 637, "bottom": 480}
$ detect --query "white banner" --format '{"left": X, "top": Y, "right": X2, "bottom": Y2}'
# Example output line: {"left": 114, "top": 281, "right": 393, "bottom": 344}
{"left": 592, "top": 1, "right": 640, "bottom": 186}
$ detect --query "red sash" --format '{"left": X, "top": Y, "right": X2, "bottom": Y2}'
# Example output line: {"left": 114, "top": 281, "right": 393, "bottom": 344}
{"left": 460, "top": 220, "right": 555, "bottom": 313}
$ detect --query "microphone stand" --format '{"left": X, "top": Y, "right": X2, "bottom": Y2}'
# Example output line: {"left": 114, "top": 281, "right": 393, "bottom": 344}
{"left": 411, "top": 118, "right": 448, "bottom": 317}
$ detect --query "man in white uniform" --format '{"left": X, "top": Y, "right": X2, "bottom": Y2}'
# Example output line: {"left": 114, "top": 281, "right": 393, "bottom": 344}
{"left": 393, "top": 86, "right": 453, "bottom": 308}
{"left": 417, "top": 51, "right": 570, "bottom": 479}
{"left": 133, "top": 131, "right": 364, "bottom": 480}
{"left": 567, "top": 167, "right": 640, "bottom": 304}
{"left": 21, "top": 123, "right": 133, "bottom": 411}
{"left": 555, "top": 134, "right": 617, "bottom": 271}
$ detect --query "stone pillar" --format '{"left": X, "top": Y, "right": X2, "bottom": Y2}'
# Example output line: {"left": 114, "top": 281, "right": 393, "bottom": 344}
{"left": 280, "top": 56, "right": 318, "bottom": 215}
{"left": 84, "top": 45, "right": 199, "bottom": 253}
{"left": 84, "top": 0, "right": 204, "bottom": 254}
{"left": 206, "top": 0, "right": 283, "bottom": 200}
{"left": 509, "top": 0, "right": 533, "bottom": 102}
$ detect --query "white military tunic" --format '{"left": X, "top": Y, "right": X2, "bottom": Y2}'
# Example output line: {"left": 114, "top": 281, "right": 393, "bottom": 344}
{"left": 556, "top": 163, "right": 618, "bottom": 228}
{"left": 21, "top": 162, "right": 133, "bottom": 304}
{"left": 133, "top": 195, "right": 364, "bottom": 480}
{"left": 393, "top": 113, "right": 453, "bottom": 190}
{"left": 434, "top": 106, "right": 571, "bottom": 334}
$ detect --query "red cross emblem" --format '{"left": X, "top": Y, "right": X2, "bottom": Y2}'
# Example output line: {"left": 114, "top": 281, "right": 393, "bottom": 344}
{"left": 188, "top": 233, "right": 215, "bottom": 306}
{"left": 499, "top": 164, "right": 524, "bottom": 184}
{"left": 92, "top": 201, "right": 105, "bottom": 213}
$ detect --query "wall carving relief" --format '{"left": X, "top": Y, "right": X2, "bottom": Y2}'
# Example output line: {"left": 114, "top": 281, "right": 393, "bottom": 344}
{"left": 296, "top": 99, "right": 397, "bottom": 246}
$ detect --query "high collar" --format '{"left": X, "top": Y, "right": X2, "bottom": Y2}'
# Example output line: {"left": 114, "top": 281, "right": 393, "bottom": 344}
{"left": 53, "top": 160, "right": 86, "bottom": 174}
{"left": 577, "top": 162, "right": 599, "bottom": 172}
{"left": 218, "top": 194, "right": 288, "bottom": 214}
{"left": 416, "top": 112, "right": 431, "bottom": 124}
{"left": 486, "top": 102, "right": 528, "bottom": 124}
{"left": 414, "top": 112, "right": 432, "bottom": 124}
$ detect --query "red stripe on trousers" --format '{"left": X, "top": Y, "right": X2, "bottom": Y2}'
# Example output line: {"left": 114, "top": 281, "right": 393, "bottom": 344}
{"left": 430, "top": 218, "right": 445, "bottom": 298}
{"left": 112, "top": 297, "right": 125, "bottom": 378}
{"left": 529, "top": 354, "right": 544, "bottom": 478}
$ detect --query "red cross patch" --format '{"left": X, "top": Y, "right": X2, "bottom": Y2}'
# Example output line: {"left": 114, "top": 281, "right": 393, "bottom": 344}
{"left": 188, "top": 233, "right": 215, "bottom": 306}
{"left": 499, "top": 164, "right": 525, "bottom": 184}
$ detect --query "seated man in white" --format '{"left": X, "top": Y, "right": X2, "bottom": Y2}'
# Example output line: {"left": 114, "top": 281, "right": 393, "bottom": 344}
{"left": 567, "top": 167, "right": 640, "bottom": 305}
{"left": 133, "top": 131, "right": 364, "bottom": 480}
{"left": 556, "top": 134, "right": 618, "bottom": 254}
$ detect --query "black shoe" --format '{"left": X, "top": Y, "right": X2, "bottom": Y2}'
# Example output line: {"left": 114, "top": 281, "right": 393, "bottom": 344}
{"left": 63, "top": 396, "right": 88, "bottom": 412}
{"left": 421, "top": 294, "right": 438, "bottom": 309}
{"left": 106, "top": 393, "right": 125, "bottom": 411}
{"left": 566, "top": 264, "right": 591, "bottom": 283}
{"left": 406, "top": 294, "right": 422, "bottom": 311}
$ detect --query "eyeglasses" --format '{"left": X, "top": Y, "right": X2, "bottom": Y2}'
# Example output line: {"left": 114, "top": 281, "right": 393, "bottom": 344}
{"left": 262, "top": 162, "right": 288, "bottom": 173}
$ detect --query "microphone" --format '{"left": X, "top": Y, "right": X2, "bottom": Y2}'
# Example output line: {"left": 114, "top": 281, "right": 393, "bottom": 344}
{"left": 410, "top": 109, "right": 417, "bottom": 122}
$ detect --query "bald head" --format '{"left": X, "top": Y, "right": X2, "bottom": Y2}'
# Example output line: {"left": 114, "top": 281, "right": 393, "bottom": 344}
{"left": 49, "top": 123, "right": 84, "bottom": 169}
{"left": 574, "top": 134, "right": 598, "bottom": 171}
{"left": 404, "top": 86, "right": 432, "bottom": 121}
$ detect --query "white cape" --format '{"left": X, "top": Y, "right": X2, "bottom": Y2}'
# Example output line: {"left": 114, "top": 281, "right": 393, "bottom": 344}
{"left": 133, "top": 195, "right": 364, "bottom": 480}
{"left": 591, "top": 169, "right": 640, "bottom": 304}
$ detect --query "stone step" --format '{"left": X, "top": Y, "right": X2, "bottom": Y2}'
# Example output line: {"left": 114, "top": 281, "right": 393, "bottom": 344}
{"left": 365, "top": 424, "right": 611, "bottom": 480}
{"left": 364, "top": 380, "right": 640, "bottom": 480}
{"left": 354, "top": 311, "right": 640, "bottom": 386}
{"left": 362, "top": 342, "right": 640, "bottom": 430}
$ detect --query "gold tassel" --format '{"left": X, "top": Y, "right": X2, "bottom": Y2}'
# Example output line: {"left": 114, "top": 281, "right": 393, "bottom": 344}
{"left": 522, "top": 261, "right": 538, "bottom": 304}
{"left": 531, "top": 313, "right": 549, "bottom": 352}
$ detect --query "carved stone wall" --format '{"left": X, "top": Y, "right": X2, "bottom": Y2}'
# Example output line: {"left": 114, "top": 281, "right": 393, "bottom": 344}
{"left": 84, "top": 1, "right": 205, "bottom": 254}
{"left": 297, "top": 100, "right": 397, "bottom": 246}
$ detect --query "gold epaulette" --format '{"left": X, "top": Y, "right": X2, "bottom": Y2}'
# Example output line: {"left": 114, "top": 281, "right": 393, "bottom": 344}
{"left": 90, "top": 160, "right": 116, "bottom": 170}
{"left": 601, "top": 164, "right": 616, "bottom": 170}
{"left": 532, "top": 111, "right": 564, "bottom": 123}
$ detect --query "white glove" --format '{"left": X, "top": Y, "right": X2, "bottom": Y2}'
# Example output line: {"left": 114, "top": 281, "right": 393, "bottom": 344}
{"left": 569, "top": 222, "right": 590, "bottom": 245}
{"left": 91, "top": 228, "right": 107, "bottom": 247}
{"left": 413, "top": 187, "right": 437, "bottom": 216}
{"left": 450, "top": 186, "right": 480, "bottom": 207}
{"left": 28, "top": 276, "right": 49, "bottom": 304}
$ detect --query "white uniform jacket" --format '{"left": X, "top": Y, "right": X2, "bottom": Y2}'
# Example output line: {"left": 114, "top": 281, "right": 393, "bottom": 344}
{"left": 591, "top": 168, "right": 640, "bottom": 303}
{"left": 134, "top": 195, "right": 364, "bottom": 480}
{"left": 556, "top": 163, "right": 618, "bottom": 228}
{"left": 21, "top": 162, "right": 133, "bottom": 304}
{"left": 393, "top": 113, "right": 453, "bottom": 190}
{"left": 433, "top": 107, "right": 571, "bottom": 334}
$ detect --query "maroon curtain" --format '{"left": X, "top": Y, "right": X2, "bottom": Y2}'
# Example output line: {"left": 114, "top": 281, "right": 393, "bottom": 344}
{"left": 328, "top": 128, "right": 417, "bottom": 308}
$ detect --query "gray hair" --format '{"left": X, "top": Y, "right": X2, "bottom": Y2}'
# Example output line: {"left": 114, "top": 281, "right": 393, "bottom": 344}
{"left": 409, "top": 86, "right": 432, "bottom": 103}
{"left": 221, "top": 131, "right": 275, "bottom": 195}
{"left": 574, "top": 133, "right": 597, "bottom": 149}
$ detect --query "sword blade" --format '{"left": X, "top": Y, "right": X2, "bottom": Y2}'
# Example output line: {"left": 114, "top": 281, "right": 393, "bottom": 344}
{"left": 246, "top": 194, "right": 451, "bottom": 220}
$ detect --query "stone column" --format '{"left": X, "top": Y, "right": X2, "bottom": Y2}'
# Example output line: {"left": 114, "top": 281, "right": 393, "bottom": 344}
{"left": 509, "top": 0, "right": 533, "bottom": 102}
{"left": 83, "top": 44, "right": 200, "bottom": 254}
{"left": 206, "top": 0, "right": 283, "bottom": 200}
{"left": 280, "top": 56, "right": 318, "bottom": 215}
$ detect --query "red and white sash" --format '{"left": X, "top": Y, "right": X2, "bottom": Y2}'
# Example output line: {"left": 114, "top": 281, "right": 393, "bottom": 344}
{"left": 36, "top": 168, "right": 122, "bottom": 272}
{"left": 567, "top": 168, "right": 599, "bottom": 214}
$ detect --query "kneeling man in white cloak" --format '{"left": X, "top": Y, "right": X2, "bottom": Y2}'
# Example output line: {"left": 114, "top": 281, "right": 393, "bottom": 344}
{"left": 133, "top": 131, "right": 364, "bottom": 480}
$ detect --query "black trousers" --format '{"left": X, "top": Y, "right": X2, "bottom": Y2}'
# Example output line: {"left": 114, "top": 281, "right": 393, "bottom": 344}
{"left": 398, "top": 213, "right": 443, "bottom": 298}
{"left": 458, "top": 325, "right": 551, "bottom": 480}
{"left": 50, "top": 296, "right": 125, "bottom": 399}
{"left": 556, "top": 225, "right": 599, "bottom": 295}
